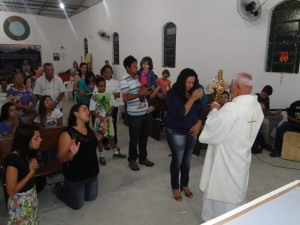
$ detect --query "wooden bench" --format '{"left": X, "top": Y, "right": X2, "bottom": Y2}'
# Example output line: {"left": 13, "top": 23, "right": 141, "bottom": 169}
{"left": 281, "top": 131, "right": 300, "bottom": 161}
{"left": 0, "top": 126, "right": 66, "bottom": 202}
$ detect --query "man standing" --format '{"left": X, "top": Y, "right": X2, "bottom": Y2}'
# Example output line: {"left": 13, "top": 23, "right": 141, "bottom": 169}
{"left": 199, "top": 73, "right": 263, "bottom": 221}
{"left": 33, "top": 63, "right": 66, "bottom": 110}
{"left": 256, "top": 85, "right": 283, "bottom": 152}
{"left": 120, "top": 55, "right": 154, "bottom": 171}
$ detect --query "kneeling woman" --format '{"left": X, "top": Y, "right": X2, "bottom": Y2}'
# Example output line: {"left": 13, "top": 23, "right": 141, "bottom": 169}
{"left": 5, "top": 124, "right": 42, "bottom": 224}
{"left": 56, "top": 103, "right": 107, "bottom": 210}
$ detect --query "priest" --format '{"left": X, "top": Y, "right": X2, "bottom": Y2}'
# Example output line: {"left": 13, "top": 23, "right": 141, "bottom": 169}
{"left": 199, "top": 73, "right": 264, "bottom": 221}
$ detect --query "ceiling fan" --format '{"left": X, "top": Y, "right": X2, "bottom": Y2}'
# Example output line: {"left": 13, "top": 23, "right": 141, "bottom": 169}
{"left": 97, "top": 30, "right": 110, "bottom": 40}
{"left": 237, "top": 0, "right": 262, "bottom": 21}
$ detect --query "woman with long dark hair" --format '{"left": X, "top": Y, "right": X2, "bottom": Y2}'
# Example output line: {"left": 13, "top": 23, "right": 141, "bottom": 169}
{"left": 5, "top": 124, "right": 42, "bottom": 224}
{"left": 55, "top": 103, "right": 107, "bottom": 210}
{"left": 35, "top": 95, "right": 63, "bottom": 128}
{"left": 73, "top": 62, "right": 88, "bottom": 103}
{"left": 165, "top": 68, "right": 203, "bottom": 202}
{"left": 0, "top": 102, "right": 23, "bottom": 136}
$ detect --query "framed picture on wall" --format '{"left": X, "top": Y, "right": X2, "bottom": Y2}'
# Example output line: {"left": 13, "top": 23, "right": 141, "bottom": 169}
{"left": 0, "top": 44, "right": 41, "bottom": 82}
{"left": 53, "top": 53, "right": 60, "bottom": 61}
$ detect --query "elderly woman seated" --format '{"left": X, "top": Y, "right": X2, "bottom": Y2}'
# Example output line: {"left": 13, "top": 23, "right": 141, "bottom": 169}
{"left": 6, "top": 72, "right": 37, "bottom": 123}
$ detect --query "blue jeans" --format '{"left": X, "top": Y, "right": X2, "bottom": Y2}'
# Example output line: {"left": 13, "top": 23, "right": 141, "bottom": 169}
{"left": 57, "top": 175, "right": 98, "bottom": 210}
{"left": 127, "top": 114, "right": 148, "bottom": 161}
{"left": 165, "top": 127, "right": 197, "bottom": 189}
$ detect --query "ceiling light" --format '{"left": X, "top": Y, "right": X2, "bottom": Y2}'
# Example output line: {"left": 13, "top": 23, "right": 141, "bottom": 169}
{"left": 59, "top": 3, "right": 65, "bottom": 9}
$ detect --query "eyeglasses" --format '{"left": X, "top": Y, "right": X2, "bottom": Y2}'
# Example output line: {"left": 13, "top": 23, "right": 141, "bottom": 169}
{"left": 45, "top": 100, "right": 53, "bottom": 103}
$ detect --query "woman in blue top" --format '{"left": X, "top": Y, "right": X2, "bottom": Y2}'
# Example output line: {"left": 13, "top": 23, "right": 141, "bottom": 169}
{"left": 165, "top": 68, "right": 203, "bottom": 202}
{"left": 78, "top": 71, "right": 95, "bottom": 107}
{"left": 0, "top": 102, "right": 23, "bottom": 136}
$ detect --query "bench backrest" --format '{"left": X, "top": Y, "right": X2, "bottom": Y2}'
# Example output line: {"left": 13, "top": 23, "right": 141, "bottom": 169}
{"left": 0, "top": 126, "right": 67, "bottom": 175}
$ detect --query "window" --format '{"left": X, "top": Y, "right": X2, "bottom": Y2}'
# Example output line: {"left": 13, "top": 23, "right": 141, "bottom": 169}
{"left": 84, "top": 38, "right": 88, "bottom": 56}
{"left": 113, "top": 33, "right": 119, "bottom": 65}
{"left": 266, "top": 2, "right": 300, "bottom": 73}
{"left": 163, "top": 22, "right": 176, "bottom": 67}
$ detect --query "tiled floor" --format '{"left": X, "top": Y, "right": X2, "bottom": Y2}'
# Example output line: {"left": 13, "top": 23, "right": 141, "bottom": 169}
{"left": 0, "top": 98, "right": 300, "bottom": 225}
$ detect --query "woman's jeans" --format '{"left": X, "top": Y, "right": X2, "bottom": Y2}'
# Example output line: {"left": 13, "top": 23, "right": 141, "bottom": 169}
{"left": 165, "top": 127, "right": 197, "bottom": 189}
{"left": 57, "top": 175, "right": 98, "bottom": 210}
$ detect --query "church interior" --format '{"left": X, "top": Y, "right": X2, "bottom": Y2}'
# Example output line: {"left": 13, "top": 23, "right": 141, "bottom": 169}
{"left": 0, "top": 0, "right": 300, "bottom": 224}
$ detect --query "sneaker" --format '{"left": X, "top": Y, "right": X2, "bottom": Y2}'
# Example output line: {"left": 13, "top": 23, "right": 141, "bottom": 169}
{"left": 147, "top": 106, "right": 155, "bottom": 113}
{"left": 129, "top": 160, "right": 140, "bottom": 171}
{"left": 113, "top": 151, "right": 127, "bottom": 159}
{"left": 137, "top": 102, "right": 146, "bottom": 109}
{"left": 104, "top": 145, "right": 110, "bottom": 150}
{"left": 139, "top": 158, "right": 154, "bottom": 167}
{"left": 99, "top": 156, "right": 106, "bottom": 166}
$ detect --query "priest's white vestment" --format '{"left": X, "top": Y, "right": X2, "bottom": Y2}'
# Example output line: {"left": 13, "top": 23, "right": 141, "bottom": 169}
{"left": 199, "top": 95, "right": 264, "bottom": 221}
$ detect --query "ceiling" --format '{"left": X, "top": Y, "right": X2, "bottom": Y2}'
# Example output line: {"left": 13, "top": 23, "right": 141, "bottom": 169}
{"left": 0, "top": 0, "right": 102, "bottom": 19}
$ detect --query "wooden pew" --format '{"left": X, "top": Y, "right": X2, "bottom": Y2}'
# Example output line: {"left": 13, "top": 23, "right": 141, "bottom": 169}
{"left": 148, "top": 98, "right": 167, "bottom": 141}
{"left": 0, "top": 126, "right": 66, "bottom": 203}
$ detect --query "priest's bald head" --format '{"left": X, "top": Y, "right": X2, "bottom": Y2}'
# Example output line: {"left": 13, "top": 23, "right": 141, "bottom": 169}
{"left": 230, "top": 73, "right": 253, "bottom": 98}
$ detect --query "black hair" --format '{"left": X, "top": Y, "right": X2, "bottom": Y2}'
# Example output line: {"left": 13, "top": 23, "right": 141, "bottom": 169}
{"left": 38, "top": 95, "right": 52, "bottom": 127}
{"left": 68, "top": 103, "right": 86, "bottom": 127}
{"left": 85, "top": 71, "right": 95, "bottom": 85}
{"left": 0, "top": 102, "right": 16, "bottom": 122}
{"left": 95, "top": 76, "right": 106, "bottom": 86}
{"left": 123, "top": 55, "right": 137, "bottom": 69}
{"left": 162, "top": 69, "right": 170, "bottom": 76}
{"left": 79, "top": 62, "right": 88, "bottom": 77}
{"left": 262, "top": 85, "right": 273, "bottom": 96}
{"left": 171, "top": 68, "right": 200, "bottom": 101}
{"left": 140, "top": 56, "right": 153, "bottom": 70}
{"left": 100, "top": 65, "right": 113, "bottom": 76}
{"left": 43, "top": 62, "right": 53, "bottom": 68}
{"left": 221, "top": 91, "right": 230, "bottom": 98}
{"left": 11, "top": 124, "right": 40, "bottom": 160}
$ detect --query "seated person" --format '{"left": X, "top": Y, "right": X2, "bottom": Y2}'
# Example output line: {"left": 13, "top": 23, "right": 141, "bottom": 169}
{"left": 34, "top": 95, "right": 63, "bottom": 128}
{"left": 6, "top": 72, "right": 37, "bottom": 123}
{"left": 0, "top": 102, "right": 23, "bottom": 136}
{"left": 219, "top": 91, "right": 230, "bottom": 106}
{"left": 0, "top": 78, "right": 8, "bottom": 93}
{"left": 270, "top": 100, "right": 300, "bottom": 157}
{"left": 256, "top": 85, "right": 283, "bottom": 151}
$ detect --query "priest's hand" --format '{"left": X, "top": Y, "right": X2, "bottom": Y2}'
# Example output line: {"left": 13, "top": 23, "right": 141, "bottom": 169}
{"left": 210, "top": 102, "right": 221, "bottom": 111}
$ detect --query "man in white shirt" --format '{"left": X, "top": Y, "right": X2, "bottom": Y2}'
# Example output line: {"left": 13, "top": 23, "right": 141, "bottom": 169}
{"left": 33, "top": 63, "right": 66, "bottom": 110}
{"left": 199, "top": 73, "right": 264, "bottom": 221}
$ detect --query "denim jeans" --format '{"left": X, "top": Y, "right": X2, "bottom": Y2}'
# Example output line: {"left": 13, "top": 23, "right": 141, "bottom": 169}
{"left": 165, "top": 127, "right": 197, "bottom": 189}
{"left": 127, "top": 114, "right": 148, "bottom": 161}
{"left": 57, "top": 175, "right": 98, "bottom": 210}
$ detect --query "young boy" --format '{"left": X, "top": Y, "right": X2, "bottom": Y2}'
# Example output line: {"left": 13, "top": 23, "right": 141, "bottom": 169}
{"left": 89, "top": 77, "right": 126, "bottom": 166}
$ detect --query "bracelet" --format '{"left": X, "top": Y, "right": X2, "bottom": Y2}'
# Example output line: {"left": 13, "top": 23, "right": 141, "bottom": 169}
{"left": 99, "top": 130, "right": 105, "bottom": 136}
{"left": 55, "top": 100, "right": 59, "bottom": 104}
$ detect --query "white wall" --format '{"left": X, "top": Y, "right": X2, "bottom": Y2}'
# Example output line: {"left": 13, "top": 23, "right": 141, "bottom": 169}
{"left": 69, "top": 0, "right": 299, "bottom": 109}
{"left": 1, "top": 0, "right": 299, "bottom": 108}
{"left": 0, "top": 12, "right": 74, "bottom": 74}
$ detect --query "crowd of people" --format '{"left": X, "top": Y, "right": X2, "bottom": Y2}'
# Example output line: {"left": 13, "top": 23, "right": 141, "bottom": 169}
{"left": 0, "top": 56, "right": 299, "bottom": 224}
